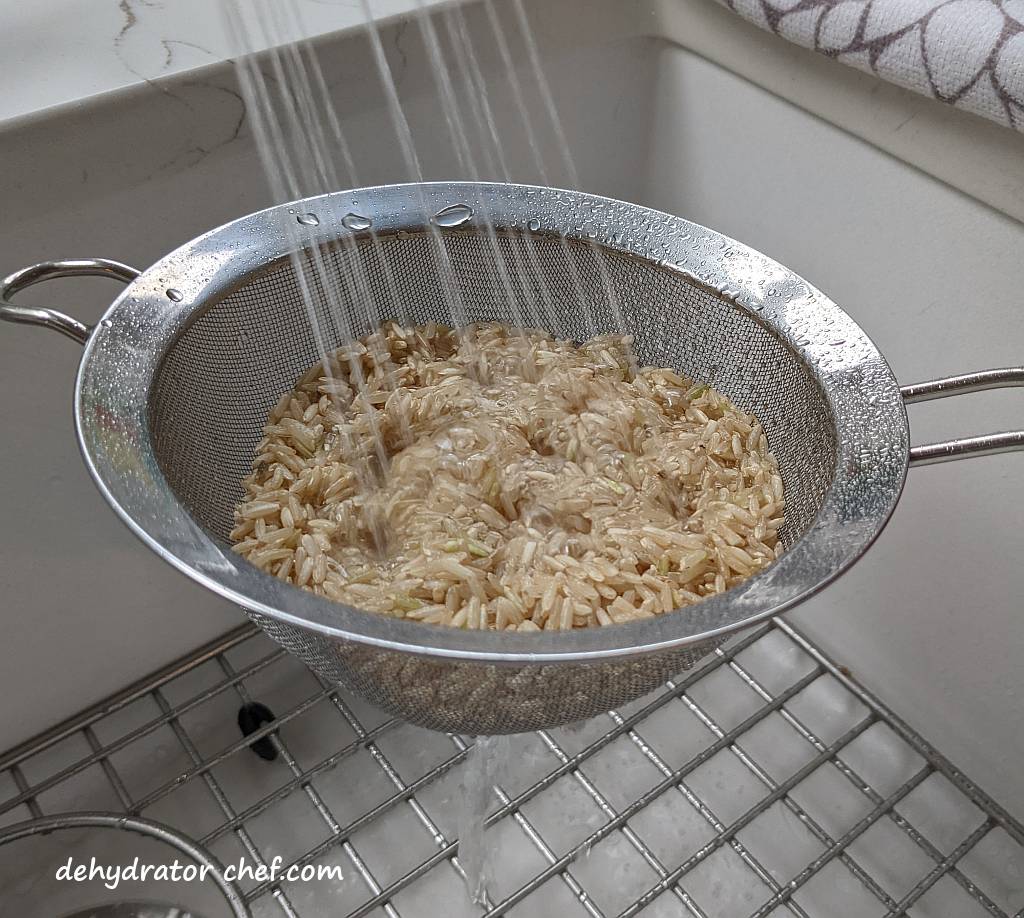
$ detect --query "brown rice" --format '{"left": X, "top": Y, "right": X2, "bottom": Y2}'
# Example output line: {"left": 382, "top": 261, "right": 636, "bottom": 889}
{"left": 230, "top": 322, "right": 785, "bottom": 631}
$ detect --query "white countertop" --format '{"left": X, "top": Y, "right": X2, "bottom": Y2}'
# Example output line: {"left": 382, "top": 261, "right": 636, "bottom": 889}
{"left": 0, "top": 0, "right": 440, "bottom": 124}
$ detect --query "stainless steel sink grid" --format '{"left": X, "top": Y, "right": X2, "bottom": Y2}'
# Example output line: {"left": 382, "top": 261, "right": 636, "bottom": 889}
{"left": 1, "top": 618, "right": 1021, "bottom": 918}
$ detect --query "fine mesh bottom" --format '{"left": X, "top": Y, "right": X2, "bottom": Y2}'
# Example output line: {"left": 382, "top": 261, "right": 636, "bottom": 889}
{"left": 149, "top": 230, "right": 836, "bottom": 545}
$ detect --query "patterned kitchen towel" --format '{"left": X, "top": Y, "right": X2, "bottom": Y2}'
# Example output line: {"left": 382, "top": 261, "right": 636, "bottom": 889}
{"left": 714, "top": 0, "right": 1024, "bottom": 130}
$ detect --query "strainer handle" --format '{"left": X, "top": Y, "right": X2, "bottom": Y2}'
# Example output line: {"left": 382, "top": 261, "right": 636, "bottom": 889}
{"left": 901, "top": 368, "right": 1024, "bottom": 466}
{"left": 0, "top": 258, "right": 141, "bottom": 345}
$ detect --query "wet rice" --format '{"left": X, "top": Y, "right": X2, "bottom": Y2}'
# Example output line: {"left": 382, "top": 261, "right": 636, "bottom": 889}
{"left": 231, "top": 322, "right": 785, "bottom": 631}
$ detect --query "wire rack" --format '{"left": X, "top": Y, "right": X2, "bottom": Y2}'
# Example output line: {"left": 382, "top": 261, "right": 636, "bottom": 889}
{"left": 1, "top": 617, "right": 1022, "bottom": 918}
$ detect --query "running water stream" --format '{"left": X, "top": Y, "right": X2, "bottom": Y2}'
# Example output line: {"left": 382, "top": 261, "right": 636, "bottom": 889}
{"left": 457, "top": 734, "right": 510, "bottom": 905}
{"left": 219, "top": 0, "right": 623, "bottom": 903}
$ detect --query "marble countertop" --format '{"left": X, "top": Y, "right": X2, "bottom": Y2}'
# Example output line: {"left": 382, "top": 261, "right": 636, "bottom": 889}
{"left": 0, "top": 0, "right": 441, "bottom": 125}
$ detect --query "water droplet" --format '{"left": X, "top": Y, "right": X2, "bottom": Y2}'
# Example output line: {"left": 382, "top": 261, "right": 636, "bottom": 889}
{"left": 100, "top": 318, "right": 113, "bottom": 328}
{"left": 166, "top": 288, "right": 184, "bottom": 301}
{"left": 527, "top": 218, "right": 541, "bottom": 232}
{"left": 432, "top": 203, "right": 473, "bottom": 227}
{"left": 296, "top": 213, "right": 320, "bottom": 226}
{"left": 342, "top": 212, "right": 372, "bottom": 231}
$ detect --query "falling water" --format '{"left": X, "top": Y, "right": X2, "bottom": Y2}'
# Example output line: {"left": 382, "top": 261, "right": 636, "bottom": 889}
{"left": 469, "top": 0, "right": 602, "bottom": 344}
{"left": 441, "top": 2, "right": 566, "bottom": 338}
{"left": 222, "top": 0, "right": 408, "bottom": 549}
{"left": 456, "top": 734, "right": 510, "bottom": 905}
{"left": 355, "top": 0, "right": 479, "bottom": 353}
{"left": 479, "top": 0, "right": 636, "bottom": 360}
{"left": 222, "top": 0, "right": 635, "bottom": 465}
{"left": 408, "top": 0, "right": 538, "bottom": 351}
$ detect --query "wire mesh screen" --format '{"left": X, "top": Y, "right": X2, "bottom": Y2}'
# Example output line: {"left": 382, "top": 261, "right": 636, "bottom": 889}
{"left": 245, "top": 607, "right": 730, "bottom": 734}
{"left": 148, "top": 230, "right": 836, "bottom": 546}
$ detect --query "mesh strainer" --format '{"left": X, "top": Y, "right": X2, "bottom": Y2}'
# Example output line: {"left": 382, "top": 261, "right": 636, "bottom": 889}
{"left": 3, "top": 183, "right": 1022, "bottom": 734}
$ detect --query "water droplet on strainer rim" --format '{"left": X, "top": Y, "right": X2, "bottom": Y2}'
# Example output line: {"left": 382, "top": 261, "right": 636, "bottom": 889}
{"left": 432, "top": 203, "right": 473, "bottom": 227}
{"left": 296, "top": 213, "right": 320, "bottom": 226}
{"left": 527, "top": 218, "right": 541, "bottom": 232}
{"left": 342, "top": 212, "right": 373, "bottom": 231}
{"left": 166, "top": 288, "right": 184, "bottom": 302}
{"left": 100, "top": 318, "right": 113, "bottom": 327}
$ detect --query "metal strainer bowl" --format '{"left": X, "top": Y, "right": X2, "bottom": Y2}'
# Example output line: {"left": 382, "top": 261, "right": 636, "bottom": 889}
{"left": 3, "top": 183, "right": 1022, "bottom": 734}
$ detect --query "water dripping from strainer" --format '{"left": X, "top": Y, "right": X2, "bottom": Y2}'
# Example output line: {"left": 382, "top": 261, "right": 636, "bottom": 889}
{"left": 457, "top": 734, "right": 509, "bottom": 905}
{"left": 296, "top": 213, "right": 320, "bottom": 226}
